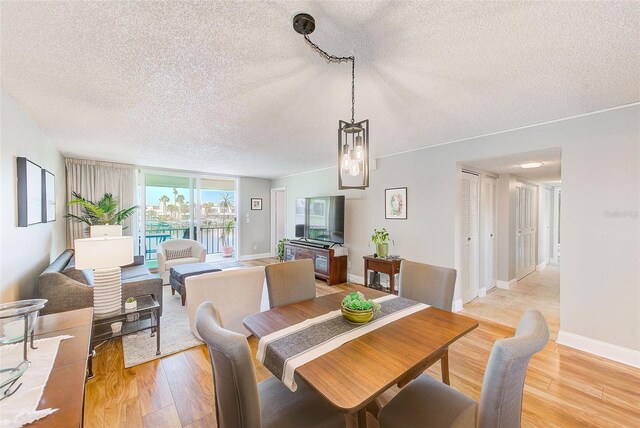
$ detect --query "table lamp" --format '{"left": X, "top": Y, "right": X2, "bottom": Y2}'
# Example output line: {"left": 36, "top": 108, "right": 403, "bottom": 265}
{"left": 74, "top": 236, "right": 134, "bottom": 315}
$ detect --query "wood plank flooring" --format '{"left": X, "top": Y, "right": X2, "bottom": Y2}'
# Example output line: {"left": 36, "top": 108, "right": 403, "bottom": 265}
{"left": 84, "top": 259, "right": 640, "bottom": 427}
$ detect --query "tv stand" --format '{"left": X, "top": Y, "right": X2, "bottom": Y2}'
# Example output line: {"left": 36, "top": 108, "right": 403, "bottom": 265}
{"left": 284, "top": 241, "right": 347, "bottom": 285}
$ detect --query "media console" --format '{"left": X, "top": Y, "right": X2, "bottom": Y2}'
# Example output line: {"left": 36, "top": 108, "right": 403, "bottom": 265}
{"left": 284, "top": 241, "right": 348, "bottom": 285}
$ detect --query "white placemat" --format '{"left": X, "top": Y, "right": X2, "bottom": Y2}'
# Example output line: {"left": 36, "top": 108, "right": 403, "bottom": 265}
{"left": 0, "top": 335, "right": 72, "bottom": 428}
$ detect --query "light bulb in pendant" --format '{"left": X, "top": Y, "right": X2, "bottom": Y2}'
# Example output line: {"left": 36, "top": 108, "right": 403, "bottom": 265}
{"left": 341, "top": 144, "right": 351, "bottom": 171}
{"left": 354, "top": 135, "right": 364, "bottom": 163}
{"left": 349, "top": 158, "right": 360, "bottom": 176}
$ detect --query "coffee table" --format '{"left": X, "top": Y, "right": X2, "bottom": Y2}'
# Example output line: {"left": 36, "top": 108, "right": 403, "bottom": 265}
{"left": 169, "top": 263, "right": 222, "bottom": 305}
{"left": 87, "top": 294, "right": 160, "bottom": 378}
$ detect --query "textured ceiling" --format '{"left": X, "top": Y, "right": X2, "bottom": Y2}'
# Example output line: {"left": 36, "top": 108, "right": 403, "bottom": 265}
{"left": 463, "top": 148, "right": 562, "bottom": 184}
{"left": 1, "top": 1, "right": 638, "bottom": 178}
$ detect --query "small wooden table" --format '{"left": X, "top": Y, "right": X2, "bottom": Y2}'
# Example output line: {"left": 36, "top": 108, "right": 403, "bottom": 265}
{"left": 30, "top": 307, "right": 93, "bottom": 427}
{"left": 244, "top": 285, "right": 478, "bottom": 428}
{"left": 363, "top": 255, "right": 403, "bottom": 294}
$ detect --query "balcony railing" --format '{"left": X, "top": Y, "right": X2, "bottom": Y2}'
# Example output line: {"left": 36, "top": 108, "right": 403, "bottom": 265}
{"left": 143, "top": 227, "right": 235, "bottom": 259}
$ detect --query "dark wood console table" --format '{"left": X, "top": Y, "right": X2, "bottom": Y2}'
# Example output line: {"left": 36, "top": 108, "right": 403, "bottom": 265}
{"left": 284, "top": 241, "right": 347, "bottom": 285}
{"left": 363, "top": 255, "right": 403, "bottom": 295}
{"left": 31, "top": 307, "right": 93, "bottom": 427}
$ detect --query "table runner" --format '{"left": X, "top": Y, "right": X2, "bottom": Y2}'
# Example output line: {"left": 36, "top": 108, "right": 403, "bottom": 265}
{"left": 0, "top": 335, "right": 72, "bottom": 428}
{"left": 257, "top": 295, "right": 428, "bottom": 391}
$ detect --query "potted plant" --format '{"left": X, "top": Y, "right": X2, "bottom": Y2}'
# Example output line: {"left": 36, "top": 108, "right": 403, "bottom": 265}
{"left": 217, "top": 193, "right": 235, "bottom": 257}
{"left": 66, "top": 192, "right": 139, "bottom": 237}
{"left": 371, "top": 228, "right": 393, "bottom": 258}
{"left": 124, "top": 297, "right": 137, "bottom": 311}
{"left": 276, "top": 239, "right": 288, "bottom": 262}
{"left": 341, "top": 291, "right": 381, "bottom": 324}
{"left": 220, "top": 219, "right": 235, "bottom": 257}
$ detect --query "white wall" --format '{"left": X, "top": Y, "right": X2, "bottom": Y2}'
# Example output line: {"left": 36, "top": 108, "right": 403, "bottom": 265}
{"left": 238, "top": 177, "right": 271, "bottom": 258}
{"left": 273, "top": 105, "right": 640, "bottom": 354}
{"left": 1, "top": 89, "right": 67, "bottom": 301}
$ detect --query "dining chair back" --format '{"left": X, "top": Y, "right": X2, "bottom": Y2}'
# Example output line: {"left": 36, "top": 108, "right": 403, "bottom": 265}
{"left": 196, "top": 302, "right": 261, "bottom": 428}
{"left": 265, "top": 259, "right": 316, "bottom": 308}
{"left": 398, "top": 260, "right": 456, "bottom": 311}
{"left": 478, "top": 309, "right": 549, "bottom": 427}
{"left": 378, "top": 310, "right": 548, "bottom": 428}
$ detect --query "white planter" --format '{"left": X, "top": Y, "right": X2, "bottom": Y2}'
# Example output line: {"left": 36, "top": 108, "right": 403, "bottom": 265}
{"left": 124, "top": 301, "right": 137, "bottom": 311}
{"left": 90, "top": 225, "right": 123, "bottom": 237}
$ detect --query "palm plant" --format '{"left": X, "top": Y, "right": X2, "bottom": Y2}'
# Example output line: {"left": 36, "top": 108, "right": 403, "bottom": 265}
{"left": 218, "top": 193, "right": 235, "bottom": 246}
{"left": 65, "top": 192, "right": 139, "bottom": 226}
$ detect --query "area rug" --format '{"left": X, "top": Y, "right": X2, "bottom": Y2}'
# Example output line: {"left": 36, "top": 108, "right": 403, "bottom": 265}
{"left": 122, "top": 287, "right": 202, "bottom": 368}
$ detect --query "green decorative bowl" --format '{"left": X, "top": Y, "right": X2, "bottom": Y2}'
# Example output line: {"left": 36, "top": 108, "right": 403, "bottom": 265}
{"left": 341, "top": 306, "right": 374, "bottom": 324}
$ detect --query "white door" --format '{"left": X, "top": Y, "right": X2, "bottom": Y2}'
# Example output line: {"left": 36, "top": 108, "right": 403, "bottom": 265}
{"left": 482, "top": 177, "right": 497, "bottom": 291}
{"left": 516, "top": 182, "right": 537, "bottom": 280}
{"left": 460, "top": 172, "right": 480, "bottom": 303}
{"left": 271, "top": 188, "right": 286, "bottom": 256}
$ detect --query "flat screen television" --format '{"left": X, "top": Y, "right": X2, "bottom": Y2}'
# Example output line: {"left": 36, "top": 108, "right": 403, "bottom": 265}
{"left": 295, "top": 195, "right": 345, "bottom": 244}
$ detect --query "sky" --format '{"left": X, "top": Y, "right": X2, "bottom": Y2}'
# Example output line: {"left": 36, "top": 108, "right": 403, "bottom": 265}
{"left": 146, "top": 187, "right": 235, "bottom": 207}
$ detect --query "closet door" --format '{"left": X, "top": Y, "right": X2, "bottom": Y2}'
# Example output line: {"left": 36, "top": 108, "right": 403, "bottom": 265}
{"left": 482, "top": 177, "right": 497, "bottom": 291}
{"left": 516, "top": 182, "right": 537, "bottom": 280}
{"left": 460, "top": 172, "right": 480, "bottom": 303}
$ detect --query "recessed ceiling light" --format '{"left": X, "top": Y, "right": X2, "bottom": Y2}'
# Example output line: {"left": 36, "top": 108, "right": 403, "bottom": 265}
{"left": 520, "top": 162, "right": 543, "bottom": 169}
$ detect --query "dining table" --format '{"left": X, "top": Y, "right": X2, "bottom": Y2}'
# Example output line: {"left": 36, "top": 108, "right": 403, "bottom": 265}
{"left": 243, "top": 285, "right": 479, "bottom": 428}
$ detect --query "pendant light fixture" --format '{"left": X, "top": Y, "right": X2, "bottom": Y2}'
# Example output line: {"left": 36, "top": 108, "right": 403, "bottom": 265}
{"left": 293, "top": 13, "right": 369, "bottom": 190}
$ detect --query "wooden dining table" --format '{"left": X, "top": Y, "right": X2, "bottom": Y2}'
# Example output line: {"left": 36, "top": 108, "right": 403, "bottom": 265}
{"left": 243, "top": 285, "right": 479, "bottom": 428}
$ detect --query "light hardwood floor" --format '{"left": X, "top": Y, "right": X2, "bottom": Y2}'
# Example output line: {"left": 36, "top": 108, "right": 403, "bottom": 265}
{"left": 84, "top": 259, "right": 640, "bottom": 427}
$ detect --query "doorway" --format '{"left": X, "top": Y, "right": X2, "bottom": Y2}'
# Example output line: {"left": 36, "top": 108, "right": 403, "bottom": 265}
{"left": 271, "top": 187, "right": 286, "bottom": 257}
{"left": 458, "top": 148, "right": 561, "bottom": 334}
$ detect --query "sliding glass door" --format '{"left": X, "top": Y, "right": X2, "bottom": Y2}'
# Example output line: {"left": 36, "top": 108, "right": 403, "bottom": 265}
{"left": 141, "top": 172, "right": 237, "bottom": 267}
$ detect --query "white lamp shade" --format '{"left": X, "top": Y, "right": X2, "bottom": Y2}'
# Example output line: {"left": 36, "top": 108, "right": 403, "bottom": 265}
{"left": 74, "top": 236, "right": 134, "bottom": 270}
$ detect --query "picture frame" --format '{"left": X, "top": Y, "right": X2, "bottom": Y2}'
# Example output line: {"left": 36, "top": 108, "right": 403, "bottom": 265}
{"left": 43, "top": 170, "right": 56, "bottom": 222}
{"left": 17, "top": 157, "right": 44, "bottom": 227}
{"left": 251, "top": 198, "right": 263, "bottom": 210}
{"left": 385, "top": 187, "right": 407, "bottom": 220}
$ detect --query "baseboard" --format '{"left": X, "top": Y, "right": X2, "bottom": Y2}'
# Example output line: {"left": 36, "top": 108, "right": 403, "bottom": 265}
{"left": 238, "top": 253, "right": 272, "bottom": 261}
{"left": 478, "top": 287, "right": 487, "bottom": 297}
{"left": 536, "top": 262, "right": 547, "bottom": 271}
{"left": 556, "top": 330, "right": 640, "bottom": 368}
{"left": 452, "top": 299, "right": 463, "bottom": 313}
{"left": 496, "top": 278, "right": 517, "bottom": 289}
{"left": 348, "top": 274, "right": 364, "bottom": 285}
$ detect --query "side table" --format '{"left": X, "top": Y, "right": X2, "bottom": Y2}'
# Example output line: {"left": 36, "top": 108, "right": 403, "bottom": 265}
{"left": 87, "top": 294, "right": 160, "bottom": 378}
{"left": 363, "top": 255, "right": 403, "bottom": 295}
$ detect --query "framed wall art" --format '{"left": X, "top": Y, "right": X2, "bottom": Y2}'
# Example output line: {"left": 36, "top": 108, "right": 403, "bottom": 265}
{"left": 251, "top": 198, "right": 263, "bottom": 210}
{"left": 43, "top": 170, "right": 56, "bottom": 222}
{"left": 385, "top": 187, "right": 407, "bottom": 220}
{"left": 17, "top": 157, "right": 43, "bottom": 226}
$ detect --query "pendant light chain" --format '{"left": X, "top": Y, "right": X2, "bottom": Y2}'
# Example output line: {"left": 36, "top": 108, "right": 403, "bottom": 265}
{"left": 303, "top": 33, "right": 356, "bottom": 123}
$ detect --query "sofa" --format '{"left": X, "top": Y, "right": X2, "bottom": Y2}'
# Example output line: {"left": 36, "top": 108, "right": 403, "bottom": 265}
{"left": 39, "top": 249, "right": 163, "bottom": 316}
{"left": 157, "top": 239, "right": 206, "bottom": 284}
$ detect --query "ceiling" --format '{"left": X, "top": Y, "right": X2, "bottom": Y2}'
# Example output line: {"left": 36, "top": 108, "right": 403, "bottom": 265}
{"left": 462, "top": 148, "right": 562, "bottom": 184}
{"left": 1, "top": 1, "right": 638, "bottom": 179}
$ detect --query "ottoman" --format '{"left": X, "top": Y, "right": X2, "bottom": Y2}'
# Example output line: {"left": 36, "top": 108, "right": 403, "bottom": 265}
{"left": 170, "top": 263, "right": 222, "bottom": 306}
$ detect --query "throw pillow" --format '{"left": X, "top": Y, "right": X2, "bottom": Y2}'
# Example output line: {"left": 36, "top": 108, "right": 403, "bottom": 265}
{"left": 166, "top": 247, "right": 192, "bottom": 261}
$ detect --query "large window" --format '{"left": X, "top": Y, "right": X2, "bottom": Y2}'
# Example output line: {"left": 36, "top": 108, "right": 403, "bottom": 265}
{"left": 141, "top": 172, "right": 237, "bottom": 266}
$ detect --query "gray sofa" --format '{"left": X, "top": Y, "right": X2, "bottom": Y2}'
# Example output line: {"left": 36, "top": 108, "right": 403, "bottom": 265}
{"left": 39, "top": 249, "right": 163, "bottom": 316}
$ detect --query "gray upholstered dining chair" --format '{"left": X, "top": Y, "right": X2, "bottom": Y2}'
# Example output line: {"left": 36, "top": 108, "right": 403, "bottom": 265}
{"left": 378, "top": 310, "right": 549, "bottom": 428}
{"left": 195, "top": 302, "right": 345, "bottom": 428}
{"left": 398, "top": 260, "right": 457, "bottom": 384}
{"left": 265, "top": 259, "right": 316, "bottom": 308}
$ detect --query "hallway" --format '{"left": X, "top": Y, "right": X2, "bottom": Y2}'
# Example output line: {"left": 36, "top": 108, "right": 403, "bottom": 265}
{"left": 462, "top": 265, "right": 560, "bottom": 339}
